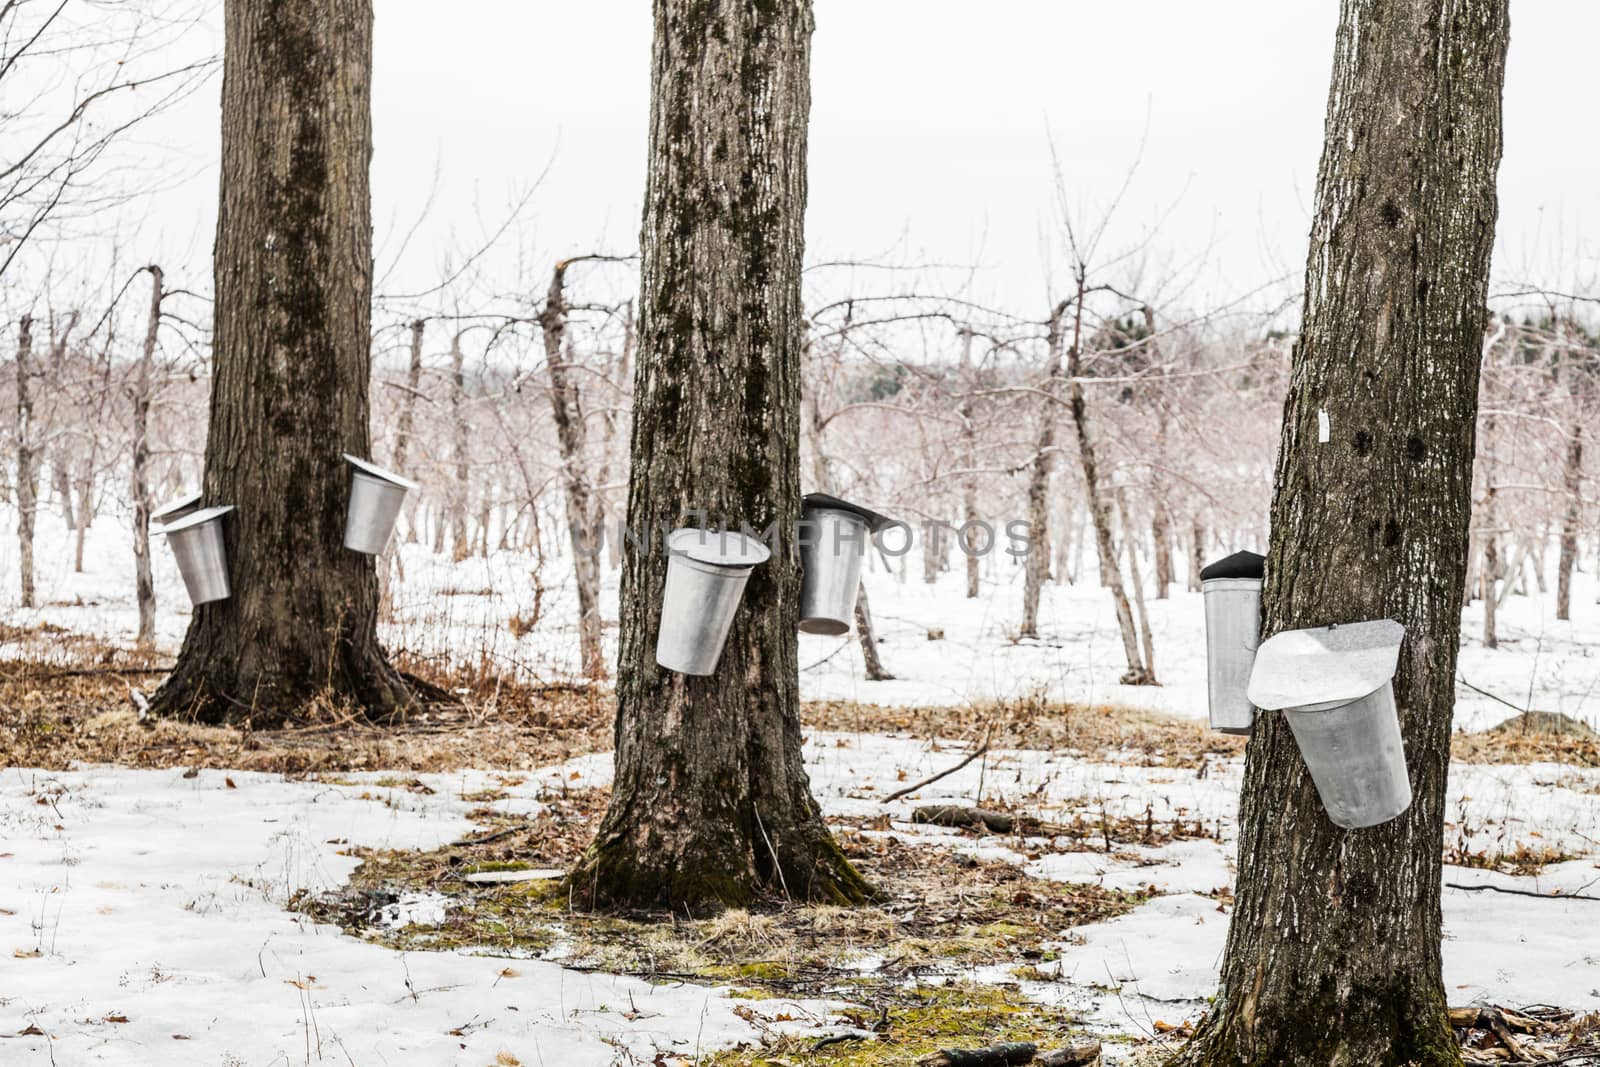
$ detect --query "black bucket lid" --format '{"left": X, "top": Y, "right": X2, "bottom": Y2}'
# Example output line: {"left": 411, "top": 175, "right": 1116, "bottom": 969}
{"left": 1199, "top": 550, "right": 1265, "bottom": 581}
{"left": 802, "top": 492, "right": 896, "bottom": 533}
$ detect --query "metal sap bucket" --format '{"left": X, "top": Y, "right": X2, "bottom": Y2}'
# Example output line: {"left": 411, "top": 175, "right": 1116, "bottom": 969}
{"left": 798, "top": 493, "right": 893, "bottom": 635}
{"left": 343, "top": 454, "right": 417, "bottom": 555}
{"left": 160, "top": 505, "right": 236, "bottom": 606}
{"left": 1247, "top": 619, "right": 1411, "bottom": 829}
{"left": 656, "top": 528, "right": 772, "bottom": 675}
{"left": 151, "top": 491, "right": 203, "bottom": 527}
{"left": 1200, "top": 551, "right": 1265, "bottom": 734}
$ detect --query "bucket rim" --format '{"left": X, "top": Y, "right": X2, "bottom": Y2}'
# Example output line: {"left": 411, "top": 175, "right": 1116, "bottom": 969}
{"left": 159, "top": 504, "right": 235, "bottom": 534}
{"left": 1247, "top": 618, "right": 1405, "bottom": 711}
{"left": 667, "top": 527, "right": 772, "bottom": 568}
{"left": 802, "top": 492, "right": 895, "bottom": 533}
{"left": 151, "top": 491, "right": 203, "bottom": 523}
{"left": 344, "top": 453, "right": 419, "bottom": 491}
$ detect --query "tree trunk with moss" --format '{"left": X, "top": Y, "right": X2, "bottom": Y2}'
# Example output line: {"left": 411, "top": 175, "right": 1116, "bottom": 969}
{"left": 151, "top": 0, "right": 408, "bottom": 725}
{"left": 1171, "top": 2, "right": 1508, "bottom": 1065}
{"left": 566, "top": 0, "right": 870, "bottom": 913}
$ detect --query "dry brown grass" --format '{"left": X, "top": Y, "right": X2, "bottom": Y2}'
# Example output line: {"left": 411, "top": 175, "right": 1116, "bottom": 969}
{"left": 805, "top": 694, "right": 1247, "bottom": 768}
{"left": 0, "top": 646, "right": 611, "bottom": 774}
{"left": 5, "top": 626, "right": 1597, "bottom": 771}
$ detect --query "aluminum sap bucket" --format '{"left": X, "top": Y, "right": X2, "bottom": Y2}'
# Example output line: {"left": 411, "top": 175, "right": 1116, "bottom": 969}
{"left": 1247, "top": 619, "right": 1411, "bottom": 829}
{"left": 1283, "top": 682, "right": 1412, "bottom": 829}
{"left": 655, "top": 528, "right": 772, "bottom": 676}
{"left": 799, "top": 507, "right": 869, "bottom": 635}
{"left": 1203, "top": 578, "right": 1261, "bottom": 734}
{"left": 343, "top": 454, "right": 417, "bottom": 555}
{"left": 798, "top": 493, "right": 893, "bottom": 635}
{"left": 1200, "top": 551, "right": 1265, "bottom": 733}
{"left": 160, "top": 505, "right": 235, "bottom": 606}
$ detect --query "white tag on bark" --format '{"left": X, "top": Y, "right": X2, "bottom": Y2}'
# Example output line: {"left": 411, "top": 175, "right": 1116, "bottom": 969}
{"left": 1317, "top": 410, "right": 1330, "bottom": 443}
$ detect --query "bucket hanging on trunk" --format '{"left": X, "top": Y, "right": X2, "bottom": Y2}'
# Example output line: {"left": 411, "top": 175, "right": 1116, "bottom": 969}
{"left": 160, "top": 505, "right": 236, "bottom": 606}
{"left": 1247, "top": 618, "right": 1411, "bottom": 829}
{"left": 798, "top": 492, "right": 895, "bottom": 636}
{"left": 1199, "top": 550, "right": 1265, "bottom": 734}
{"left": 655, "top": 527, "right": 772, "bottom": 675}
{"left": 343, "top": 454, "right": 417, "bottom": 555}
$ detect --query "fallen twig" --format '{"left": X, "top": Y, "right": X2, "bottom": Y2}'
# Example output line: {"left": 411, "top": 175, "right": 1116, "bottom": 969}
{"left": 882, "top": 737, "right": 991, "bottom": 804}
{"left": 449, "top": 825, "right": 532, "bottom": 848}
{"left": 1445, "top": 882, "right": 1600, "bottom": 903}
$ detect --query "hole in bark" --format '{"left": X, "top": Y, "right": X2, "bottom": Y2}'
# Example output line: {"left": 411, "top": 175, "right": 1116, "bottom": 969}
{"left": 1379, "top": 199, "right": 1404, "bottom": 229}
{"left": 1384, "top": 519, "right": 1402, "bottom": 548}
{"left": 1407, "top": 436, "right": 1428, "bottom": 460}
{"left": 1353, "top": 430, "right": 1372, "bottom": 456}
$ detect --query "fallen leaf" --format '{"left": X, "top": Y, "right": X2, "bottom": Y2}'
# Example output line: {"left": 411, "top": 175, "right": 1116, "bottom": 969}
{"left": 225, "top": 777, "right": 237, "bottom": 789}
{"left": 18, "top": 1024, "right": 45, "bottom": 1036}
{"left": 104, "top": 1014, "right": 129, "bottom": 1024}
{"left": 13, "top": 948, "right": 41, "bottom": 958}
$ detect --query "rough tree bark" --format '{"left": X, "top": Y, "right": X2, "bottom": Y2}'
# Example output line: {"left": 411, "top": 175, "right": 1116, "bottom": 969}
{"left": 14, "top": 316, "right": 37, "bottom": 608}
{"left": 1021, "top": 300, "right": 1069, "bottom": 639}
{"left": 539, "top": 257, "right": 608, "bottom": 680}
{"left": 130, "top": 265, "right": 162, "bottom": 648}
{"left": 566, "top": 0, "right": 870, "bottom": 912}
{"left": 150, "top": 0, "right": 409, "bottom": 724}
{"left": 1171, "top": 2, "right": 1508, "bottom": 1064}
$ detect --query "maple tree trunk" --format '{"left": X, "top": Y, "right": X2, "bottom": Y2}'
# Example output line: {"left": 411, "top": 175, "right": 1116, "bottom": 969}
{"left": 1174, "top": 2, "right": 1508, "bottom": 1064}
{"left": 151, "top": 0, "right": 408, "bottom": 724}
{"left": 566, "top": 0, "right": 869, "bottom": 912}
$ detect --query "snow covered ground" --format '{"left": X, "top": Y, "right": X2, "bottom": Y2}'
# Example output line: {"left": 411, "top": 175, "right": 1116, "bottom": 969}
{"left": 4, "top": 507, "right": 1599, "bottom": 732}
{"left": 3, "top": 736, "right": 1597, "bottom": 1064}
{"left": 4, "top": 507, "right": 1599, "bottom": 1062}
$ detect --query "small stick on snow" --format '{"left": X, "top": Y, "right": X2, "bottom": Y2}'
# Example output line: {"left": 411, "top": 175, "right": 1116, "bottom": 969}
{"left": 882, "top": 729, "right": 992, "bottom": 804}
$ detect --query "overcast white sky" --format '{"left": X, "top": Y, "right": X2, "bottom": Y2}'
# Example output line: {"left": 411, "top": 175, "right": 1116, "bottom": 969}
{"left": 81, "top": 1, "right": 1600, "bottom": 328}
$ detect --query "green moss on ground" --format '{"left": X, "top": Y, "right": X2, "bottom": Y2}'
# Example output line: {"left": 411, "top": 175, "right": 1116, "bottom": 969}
{"left": 698, "top": 982, "right": 1092, "bottom": 1066}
